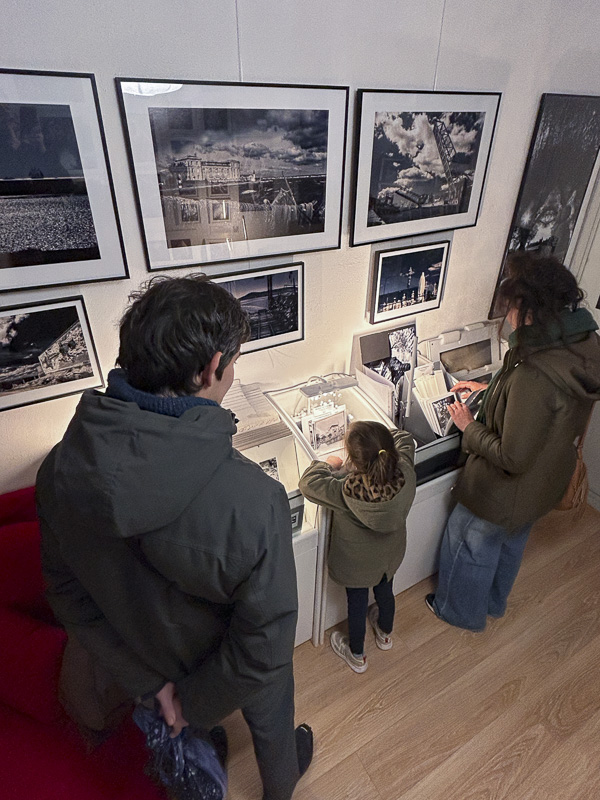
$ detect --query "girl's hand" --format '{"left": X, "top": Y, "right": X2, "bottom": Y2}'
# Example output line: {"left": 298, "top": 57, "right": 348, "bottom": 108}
{"left": 448, "top": 401, "right": 475, "bottom": 432}
{"left": 326, "top": 455, "right": 343, "bottom": 470}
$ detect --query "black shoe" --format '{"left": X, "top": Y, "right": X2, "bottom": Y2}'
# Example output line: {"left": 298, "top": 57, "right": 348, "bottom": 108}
{"left": 296, "top": 723, "right": 313, "bottom": 777}
{"left": 209, "top": 725, "right": 228, "bottom": 768}
{"left": 425, "top": 593, "right": 437, "bottom": 615}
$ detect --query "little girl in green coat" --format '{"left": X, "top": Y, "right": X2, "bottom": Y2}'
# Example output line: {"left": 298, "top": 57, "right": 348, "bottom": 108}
{"left": 299, "top": 421, "right": 416, "bottom": 673}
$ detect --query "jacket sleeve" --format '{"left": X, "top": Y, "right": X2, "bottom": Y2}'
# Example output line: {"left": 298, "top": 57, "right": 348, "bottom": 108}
{"left": 393, "top": 429, "right": 416, "bottom": 468}
{"left": 175, "top": 485, "right": 298, "bottom": 729}
{"left": 39, "top": 515, "right": 166, "bottom": 698}
{"left": 461, "top": 364, "right": 555, "bottom": 475}
{"left": 298, "top": 460, "right": 348, "bottom": 511}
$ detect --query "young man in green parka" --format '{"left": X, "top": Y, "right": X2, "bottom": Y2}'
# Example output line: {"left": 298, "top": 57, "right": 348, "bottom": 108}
{"left": 36, "top": 275, "right": 313, "bottom": 800}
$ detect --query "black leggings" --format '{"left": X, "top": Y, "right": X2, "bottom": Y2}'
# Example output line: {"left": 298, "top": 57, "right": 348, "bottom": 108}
{"left": 345, "top": 574, "right": 395, "bottom": 655}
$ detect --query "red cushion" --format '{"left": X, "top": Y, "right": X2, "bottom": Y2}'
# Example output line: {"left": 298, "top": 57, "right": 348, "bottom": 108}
{"left": 0, "top": 521, "right": 50, "bottom": 609}
{"left": 0, "top": 608, "right": 66, "bottom": 723}
{"left": 0, "top": 486, "right": 37, "bottom": 526}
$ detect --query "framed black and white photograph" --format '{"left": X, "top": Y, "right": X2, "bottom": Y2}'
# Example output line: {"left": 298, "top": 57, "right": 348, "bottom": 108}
{"left": 370, "top": 240, "right": 450, "bottom": 323}
{"left": 351, "top": 90, "right": 501, "bottom": 246}
{"left": 490, "top": 93, "right": 600, "bottom": 318}
{"left": 309, "top": 408, "right": 347, "bottom": 455}
{"left": 213, "top": 262, "right": 304, "bottom": 353}
{"left": 0, "top": 69, "right": 128, "bottom": 293}
{"left": 0, "top": 295, "right": 102, "bottom": 411}
{"left": 116, "top": 78, "right": 349, "bottom": 272}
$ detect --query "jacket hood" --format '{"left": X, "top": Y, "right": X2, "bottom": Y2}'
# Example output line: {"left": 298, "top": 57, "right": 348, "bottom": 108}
{"left": 528, "top": 329, "right": 600, "bottom": 402}
{"left": 342, "top": 489, "right": 410, "bottom": 532}
{"left": 50, "top": 391, "right": 236, "bottom": 538}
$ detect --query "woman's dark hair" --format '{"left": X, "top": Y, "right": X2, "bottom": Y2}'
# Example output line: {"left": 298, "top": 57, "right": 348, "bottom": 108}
{"left": 117, "top": 274, "right": 250, "bottom": 394}
{"left": 498, "top": 252, "right": 584, "bottom": 353}
{"left": 345, "top": 420, "right": 403, "bottom": 488}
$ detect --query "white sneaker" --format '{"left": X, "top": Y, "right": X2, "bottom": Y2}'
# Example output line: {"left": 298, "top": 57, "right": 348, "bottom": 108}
{"left": 330, "top": 631, "right": 368, "bottom": 673}
{"left": 368, "top": 605, "right": 393, "bottom": 650}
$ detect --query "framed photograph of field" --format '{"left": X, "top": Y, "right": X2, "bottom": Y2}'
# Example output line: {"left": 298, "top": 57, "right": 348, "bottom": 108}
{"left": 370, "top": 240, "right": 449, "bottom": 323}
{"left": 213, "top": 262, "right": 304, "bottom": 353}
{"left": 0, "top": 69, "right": 128, "bottom": 293}
{"left": 489, "top": 93, "right": 600, "bottom": 318}
{"left": 0, "top": 295, "right": 103, "bottom": 411}
{"left": 351, "top": 89, "right": 501, "bottom": 246}
{"left": 116, "top": 78, "right": 349, "bottom": 272}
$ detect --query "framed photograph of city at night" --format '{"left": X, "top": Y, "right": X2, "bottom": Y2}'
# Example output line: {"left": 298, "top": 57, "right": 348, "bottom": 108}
{"left": 351, "top": 89, "right": 501, "bottom": 246}
{"left": 0, "top": 69, "right": 128, "bottom": 293}
{"left": 116, "top": 78, "right": 348, "bottom": 273}
{"left": 369, "top": 241, "right": 450, "bottom": 324}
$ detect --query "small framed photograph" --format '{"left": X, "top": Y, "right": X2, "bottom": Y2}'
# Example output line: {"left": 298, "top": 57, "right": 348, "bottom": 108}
{"left": 0, "top": 295, "right": 103, "bottom": 411}
{"left": 352, "top": 89, "right": 501, "bottom": 246}
{"left": 370, "top": 241, "right": 449, "bottom": 324}
{"left": 213, "top": 262, "right": 304, "bottom": 353}
{"left": 259, "top": 457, "right": 280, "bottom": 481}
{"left": 308, "top": 407, "right": 347, "bottom": 455}
{"left": 0, "top": 69, "right": 128, "bottom": 293}
{"left": 116, "top": 78, "right": 349, "bottom": 273}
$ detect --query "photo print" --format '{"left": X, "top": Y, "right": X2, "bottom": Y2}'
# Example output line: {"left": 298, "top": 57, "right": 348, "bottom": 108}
{"left": 364, "top": 322, "right": 417, "bottom": 425}
{"left": 213, "top": 263, "right": 304, "bottom": 353}
{"left": 431, "top": 395, "right": 455, "bottom": 437}
{"left": 117, "top": 79, "right": 348, "bottom": 271}
{"left": 0, "top": 296, "right": 102, "bottom": 411}
{"left": 259, "top": 457, "right": 279, "bottom": 481}
{"left": 370, "top": 241, "right": 449, "bottom": 323}
{"left": 352, "top": 90, "right": 500, "bottom": 246}
{"left": 490, "top": 93, "right": 600, "bottom": 317}
{"left": 309, "top": 408, "right": 347, "bottom": 455}
{"left": 0, "top": 70, "right": 127, "bottom": 292}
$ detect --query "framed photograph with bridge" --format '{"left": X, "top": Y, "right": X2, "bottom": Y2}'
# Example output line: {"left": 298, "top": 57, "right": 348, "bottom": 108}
{"left": 0, "top": 295, "right": 103, "bottom": 412}
{"left": 116, "top": 78, "right": 349, "bottom": 273}
{"left": 351, "top": 89, "right": 501, "bottom": 247}
{"left": 213, "top": 262, "right": 304, "bottom": 353}
{"left": 0, "top": 69, "right": 128, "bottom": 293}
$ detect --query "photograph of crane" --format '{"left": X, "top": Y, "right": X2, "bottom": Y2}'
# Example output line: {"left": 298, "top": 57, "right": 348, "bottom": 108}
{"left": 352, "top": 91, "right": 500, "bottom": 246}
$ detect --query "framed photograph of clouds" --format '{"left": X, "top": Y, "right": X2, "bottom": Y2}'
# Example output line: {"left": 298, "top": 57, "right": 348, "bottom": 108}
{"left": 0, "top": 295, "right": 103, "bottom": 411}
{"left": 489, "top": 93, "right": 600, "bottom": 318}
{"left": 0, "top": 69, "right": 128, "bottom": 293}
{"left": 351, "top": 90, "right": 501, "bottom": 246}
{"left": 370, "top": 240, "right": 450, "bottom": 324}
{"left": 116, "top": 78, "right": 349, "bottom": 272}
{"left": 213, "top": 262, "right": 304, "bottom": 353}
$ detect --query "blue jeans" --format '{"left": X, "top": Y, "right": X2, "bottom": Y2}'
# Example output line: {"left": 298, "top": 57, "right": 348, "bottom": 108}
{"left": 433, "top": 503, "right": 532, "bottom": 631}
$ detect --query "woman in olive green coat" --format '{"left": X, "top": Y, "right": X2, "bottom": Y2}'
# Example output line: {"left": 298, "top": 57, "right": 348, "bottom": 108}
{"left": 427, "top": 253, "right": 600, "bottom": 632}
{"left": 299, "top": 422, "right": 416, "bottom": 673}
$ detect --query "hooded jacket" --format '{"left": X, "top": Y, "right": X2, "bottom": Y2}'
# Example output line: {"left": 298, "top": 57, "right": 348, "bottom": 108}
{"left": 298, "top": 430, "right": 416, "bottom": 587}
{"left": 454, "top": 309, "right": 600, "bottom": 530}
{"left": 36, "top": 390, "right": 298, "bottom": 730}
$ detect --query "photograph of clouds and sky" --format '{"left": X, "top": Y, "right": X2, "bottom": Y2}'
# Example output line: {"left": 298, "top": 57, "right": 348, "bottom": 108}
{"left": 368, "top": 111, "right": 485, "bottom": 227}
{"left": 148, "top": 106, "right": 329, "bottom": 245}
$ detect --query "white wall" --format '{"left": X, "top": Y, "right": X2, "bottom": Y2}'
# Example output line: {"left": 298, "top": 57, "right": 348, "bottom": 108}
{"left": 2, "top": 0, "right": 600, "bottom": 493}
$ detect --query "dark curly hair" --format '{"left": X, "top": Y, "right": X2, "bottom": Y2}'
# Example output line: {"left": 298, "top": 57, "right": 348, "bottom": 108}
{"left": 117, "top": 274, "right": 250, "bottom": 394}
{"left": 498, "top": 252, "right": 584, "bottom": 355}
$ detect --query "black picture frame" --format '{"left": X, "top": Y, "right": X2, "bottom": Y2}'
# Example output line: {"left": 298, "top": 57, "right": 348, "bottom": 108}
{"left": 369, "top": 240, "right": 450, "bottom": 324}
{"left": 115, "top": 78, "right": 349, "bottom": 274}
{"left": 0, "top": 68, "right": 128, "bottom": 293}
{"left": 351, "top": 89, "right": 501, "bottom": 247}
{"left": 0, "top": 294, "right": 103, "bottom": 411}
{"left": 489, "top": 92, "right": 600, "bottom": 318}
{"left": 213, "top": 262, "right": 304, "bottom": 353}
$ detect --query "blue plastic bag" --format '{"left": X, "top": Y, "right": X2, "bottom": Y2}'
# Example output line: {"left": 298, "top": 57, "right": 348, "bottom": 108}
{"left": 133, "top": 705, "right": 227, "bottom": 800}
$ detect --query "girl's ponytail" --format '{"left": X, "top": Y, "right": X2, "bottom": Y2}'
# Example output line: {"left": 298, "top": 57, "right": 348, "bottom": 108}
{"left": 346, "top": 421, "right": 403, "bottom": 489}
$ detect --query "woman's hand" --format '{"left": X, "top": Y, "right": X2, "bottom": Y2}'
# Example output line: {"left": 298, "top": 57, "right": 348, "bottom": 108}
{"left": 448, "top": 401, "right": 475, "bottom": 432}
{"left": 326, "top": 455, "right": 343, "bottom": 470}
{"left": 452, "top": 380, "right": 488, "bottom": 400}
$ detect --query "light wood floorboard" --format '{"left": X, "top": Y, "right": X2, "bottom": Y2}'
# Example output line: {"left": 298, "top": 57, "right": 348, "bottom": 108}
{"left": 224, "top": 505, "right": 600, "bottom": 799}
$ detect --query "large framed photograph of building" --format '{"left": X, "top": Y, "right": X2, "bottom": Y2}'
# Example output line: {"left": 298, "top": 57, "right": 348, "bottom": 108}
{"left": 116, "top": 78, "right": 349, "bottom": 273}
{"left": 0, "top": 69, "right": 128, "bottom": 293}
{"left": 370, "top": 240, "right": 450, "bottom": 324}
{"left": 351, "top": 90, "right": 501, "bottom": 246}
{"left": 0, "top": 296, "right": 103, "bottom": 411}
{"left": 489, "top": 93, "right": 600, "bottom": 318}
{"left": 213, "top": 262, "right": 304, "bottom": 353}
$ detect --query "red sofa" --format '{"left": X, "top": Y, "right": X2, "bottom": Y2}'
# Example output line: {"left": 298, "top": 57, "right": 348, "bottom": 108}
{"left": 0, "top": 486, "right": 167, "bottom": 800}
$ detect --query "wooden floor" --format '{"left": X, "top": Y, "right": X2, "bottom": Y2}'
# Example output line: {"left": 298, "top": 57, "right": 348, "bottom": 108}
{"left": 224, "top": 505, "right": 600, "bottom": 799}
